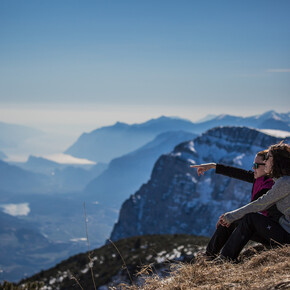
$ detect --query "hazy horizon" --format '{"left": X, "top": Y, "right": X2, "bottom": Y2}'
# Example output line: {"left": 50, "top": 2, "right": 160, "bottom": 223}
{"left": 1, "top": 104, "right": 289, "bottom": 135}
{"left": 1, "top": 109, "right": 290, "bottom": 164}
{"left": 1, "top": 1, "right": 289, "bottom": 161}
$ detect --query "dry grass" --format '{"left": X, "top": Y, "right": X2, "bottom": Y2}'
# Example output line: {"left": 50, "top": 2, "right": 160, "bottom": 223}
{"left": 116, "top": 245, "right": 290, "bottom": 289}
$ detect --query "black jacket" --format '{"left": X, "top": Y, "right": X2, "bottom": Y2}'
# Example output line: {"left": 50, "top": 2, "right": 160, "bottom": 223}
{"left": 215, "top": 164, "right": 283, "bottom": 222}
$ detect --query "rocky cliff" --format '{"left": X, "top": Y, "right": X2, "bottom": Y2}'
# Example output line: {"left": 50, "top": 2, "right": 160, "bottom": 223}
{"left": 110, "top": 126, "right": 288, "bottom": 241}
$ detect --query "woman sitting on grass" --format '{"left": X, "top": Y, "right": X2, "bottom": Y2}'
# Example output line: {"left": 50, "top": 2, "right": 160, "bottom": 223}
{"left": 216, "top": 142, "right": 290, "bottom": 261}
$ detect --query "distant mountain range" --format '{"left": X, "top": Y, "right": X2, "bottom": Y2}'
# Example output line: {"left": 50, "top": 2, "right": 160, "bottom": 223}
{"left": 84, "top": 130, "right": 197, "bottom": 208}
{"left": 65, "top": 116, "right": 198, "bottom": 163}
{"left": 18, "top": 156, "right": 107, "bottom": 192}
{"left": 0, "top": 160, "right": 49, "bottom": 194}
{"left": 0, "top": 156, "right": 107, "bottom": 194}
{"left": 0, "top": 211, "right": 84, "bottom": 282}
{"left": 0, "top": 190, "right": 119, "bottom": 282}
{"left": 0, "top": 131, "right": 199, "bottom": 283}
{"left": 0, "top": 150, "right": 7, "bottom": 160}
{"left": 65, "top": 111, "right": 290, "bottom": 163}
{"left": 1, "top": 110, "right": 290, "bottom": 283}
{"left": 194, "top": 110, "right": 290, "bottom": 132}
{"left": 0, "top": 122, "right": 42, "bottom": 149}
{"left": 110, "top": 126, "right": 289, "bottom": 241}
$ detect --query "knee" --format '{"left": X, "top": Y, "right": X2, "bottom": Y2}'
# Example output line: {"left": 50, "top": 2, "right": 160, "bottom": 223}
{"left": 215, "top": 223, "right": 234, "bottom": 235}
{"left": 216, "top": 223, "right": 225, "bottom": 231}
{"left": 216, "top": 223, "right": 229, "bottom": 232}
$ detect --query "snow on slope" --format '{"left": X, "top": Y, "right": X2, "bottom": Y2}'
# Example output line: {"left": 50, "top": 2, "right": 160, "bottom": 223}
{"left": 258, "top": 129, "right": 290, "bottom": 138}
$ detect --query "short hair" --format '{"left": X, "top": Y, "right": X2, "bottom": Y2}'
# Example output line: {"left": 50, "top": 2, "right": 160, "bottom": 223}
{"left": 268, "top": 141, "right": 290, "bottom": 178}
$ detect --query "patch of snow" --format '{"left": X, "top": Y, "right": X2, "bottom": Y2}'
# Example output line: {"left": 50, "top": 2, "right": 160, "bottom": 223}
{"left": 196, "top": 114, "right": 217, "bottom": 123}
{"left": 81, "top": 268, "right": 89, "bottom": 274}
{"left": 156, "top": 256, "right": 166, "bottom": 263}
{"left": 171, "top": 152, "right": 181, "bottom": 157}
{"left": 187, "top": 141, "right": 196, "bottom": 152}
{"left": 258, "top": 129, "right": 290, "bottom": 138}
{"left": 40, "top": 286, "right": 53, "bottom": 290}
{"left": 70, "top": 237, "right": 87, "bottom": 242}
{"left": 165, "top": 248, "right": 181, "bottom": 260}
{"left": 217, "top": 114, "right": 226, "bottom": 120}
{"left": 157, "top": 250, "right": 167, "bottom": 256}
{"left": 146, "top": 255, "right": 153, "bottom": 261}
{"left": 41, "top": 153, "right": 96, "bottom": 165}
{"left": 0, "top": 203, "right": 30, "bottom": 216}
{"left": 49, "top": 278, "right": 56, "bottom": 285}
{"left": 187, "top": 159, "right": 196, "bottom": 165}
{"left": 233, "top": 154, "right": 245, "bottom": 166}
{"left": 186, "top": 173, "right": 197, "bottom": 183}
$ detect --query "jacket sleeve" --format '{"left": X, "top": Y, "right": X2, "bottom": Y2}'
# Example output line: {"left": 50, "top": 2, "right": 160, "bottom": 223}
{"left": 254, "top": 188, "right": 283, "bottom": 222}
{"left": 223, "top": 177, "right": 289, "bottom": 224}
{"left": 216, "top": 164, "right": 254, "bottom": 183}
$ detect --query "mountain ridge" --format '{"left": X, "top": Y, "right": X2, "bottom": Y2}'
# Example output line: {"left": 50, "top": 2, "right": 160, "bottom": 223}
{"left": 64, "top": 111, "right": 290, "bottom": 163}
{"left": 0, "top": 122, "right": 43, "bottom": 149}
{"left": 65, "top": 116, "right": 198, "bottom": 162}
{"left": 84, "top": 130, "right": 197, "bottom": 208}
{"left": 110, "top": 126, "right": 289, "bottom": 242}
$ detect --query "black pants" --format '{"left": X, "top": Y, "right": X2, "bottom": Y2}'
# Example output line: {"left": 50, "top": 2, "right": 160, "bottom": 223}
{"left": 206, "top": 213, "right": 290, "bottom": 260}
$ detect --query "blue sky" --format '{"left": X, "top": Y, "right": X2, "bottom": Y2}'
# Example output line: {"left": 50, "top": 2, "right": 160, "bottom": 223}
{"left": 0, "top": 0, "right": 290, "bottom": 134}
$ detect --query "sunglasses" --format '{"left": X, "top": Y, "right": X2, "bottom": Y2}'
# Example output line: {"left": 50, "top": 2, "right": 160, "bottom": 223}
{"left": 253, "top": 163, "right": 265, "bottom": 169}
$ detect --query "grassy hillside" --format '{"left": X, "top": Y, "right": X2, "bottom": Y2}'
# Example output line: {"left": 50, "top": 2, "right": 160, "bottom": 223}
{"left": 2, "top": 235, "right": 289, "bottom": 289}
{"left": 121, "top": 245, "right": 290, "bottom": 290}
{"left": 14, "top": 234, "right": 209, "bottom": 289}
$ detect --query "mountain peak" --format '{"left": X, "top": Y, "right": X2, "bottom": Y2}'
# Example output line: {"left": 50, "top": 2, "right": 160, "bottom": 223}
{"left": 214, "top": 114, "right": 243, "bottom": 120}
{"left": 196, "top": 114, "right": 217, "bottom": 123}
{"left": 138, "top": 115, "right": 192, "bottom": 126}
{"left": 112, "top": 121, "right": 129, "bottom": 129}
{"left": 259, "top": 110, "right": 281, "bottom": 121}
{"left": 110, "top": 126, "right": 289, "bottom": 242}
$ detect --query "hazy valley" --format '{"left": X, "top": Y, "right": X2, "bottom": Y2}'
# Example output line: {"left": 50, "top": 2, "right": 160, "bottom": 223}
{"left": 0, "top": 110, "right": 290, "bottom": 285}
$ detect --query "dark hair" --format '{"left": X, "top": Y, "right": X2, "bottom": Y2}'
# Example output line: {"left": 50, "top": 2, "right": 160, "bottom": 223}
{"left": 268, "top": 142, "right": 290, "bottom": 178}
{"left": 257, "top": 149, "right": 269, "bottom": 160}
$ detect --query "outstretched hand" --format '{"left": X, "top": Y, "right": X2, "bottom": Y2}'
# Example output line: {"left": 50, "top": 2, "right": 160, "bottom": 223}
{"left": 190, "top": 163, "right": 216, "bottom": 176}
